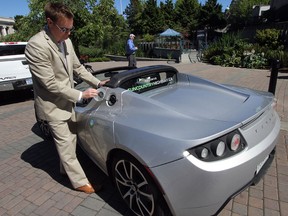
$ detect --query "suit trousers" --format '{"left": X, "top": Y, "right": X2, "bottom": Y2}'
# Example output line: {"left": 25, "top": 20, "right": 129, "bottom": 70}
{"left": 127, "top": 54, "right": 137, "bottom": 67}
{"left": 48, "top": 112, "right": 89, "bottom": 188}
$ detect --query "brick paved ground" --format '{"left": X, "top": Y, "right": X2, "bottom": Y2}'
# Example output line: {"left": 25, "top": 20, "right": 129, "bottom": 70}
{"left": 0, "top": 61, "right": 287, "bottom": 216}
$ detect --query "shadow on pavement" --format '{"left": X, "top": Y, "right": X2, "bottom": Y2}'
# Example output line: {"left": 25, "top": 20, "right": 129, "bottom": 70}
{"left": 0, "top": 89, "right": 34, "bottom": 106}
{"left": 21, "top": 123, "right": 133, "bottom": 215}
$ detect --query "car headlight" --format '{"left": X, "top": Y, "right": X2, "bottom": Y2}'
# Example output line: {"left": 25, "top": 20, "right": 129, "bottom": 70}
{"left": 187, "top": 130, "right": 246, "bottom": 161}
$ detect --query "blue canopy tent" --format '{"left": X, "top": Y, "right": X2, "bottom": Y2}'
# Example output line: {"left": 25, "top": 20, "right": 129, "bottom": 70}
{"left": 154, "top": 28, "right": 182, "bottom": 62}
{"left": 158, "top": 28, "right": 182, "bottom": 50}
{"left": 159, "top": 28, "right": 181, "bottom": 37}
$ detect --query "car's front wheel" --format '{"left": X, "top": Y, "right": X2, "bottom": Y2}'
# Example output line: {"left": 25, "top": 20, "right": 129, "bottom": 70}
{"left": 112, "top": 153, "right": 171, "bottom": 216}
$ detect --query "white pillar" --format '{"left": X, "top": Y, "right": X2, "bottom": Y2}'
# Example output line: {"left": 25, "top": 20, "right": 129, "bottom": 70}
{"left": 1, "top": 25, "right": 7, "bottom": 36}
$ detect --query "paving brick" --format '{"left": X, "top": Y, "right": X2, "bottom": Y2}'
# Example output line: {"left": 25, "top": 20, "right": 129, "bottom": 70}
{"left": 5, "top": 199, "right": 30, "bottom": 215}
{"left": 4, "top": 195, "right": 24, "bottom": 210}
{"left": 71, "top": 205, "right": 99, "bottom": 216}
{"left": 34, "top": 199, "right": 56, "bottom": 215}
{"left": 25, "top": 188, "right": 46, "bottom": 203}
{"left": 249, "top": 196, "right": 263, "bottom": 209}
{"left": 264, "top": 185, "right": 279, "bottom": 200}
{"left": 232, "top": 202, "right": 248, "bottom": 215}
{"left": 249, "top": 187, "right": 264, "bottom": 199}
{"left": 19, "top": 203, "right": 38, "bottom": 216}
{"left": 264, "top": 198, "right": 280, "bottom": 211}
{"left": 280, "top": 201, "right": 288, "bottom": 215}
{"left": 97, "top": 208, "right": 123, "bottom": 216}
{"left": 62, "top": 196, "right": 84, "bottom": 212}
{"left": 264, "top": 208, "right": 281, "bottom": 216}
{"left": 80, "top": 196, "right": 105, "bottom": 211}
{"left": 41, "top": 206, "right": 60, "bottom": 216}
{"left": 247, "top": 206, "right": 263, "bottom": 216}
{"left": 54, "top": 193, "right": 75, "bottom": 209}
{"left": 218, "top": 209, "right": 232, "bottom": 216}
{"left": 278, "top": 182, "right": 288, "bottom": 202}
{"left": 264, "top": 174, "right": 278, "bottom": 188}
{"left": 234, "top": 191, "right": 249, "bottom": 205}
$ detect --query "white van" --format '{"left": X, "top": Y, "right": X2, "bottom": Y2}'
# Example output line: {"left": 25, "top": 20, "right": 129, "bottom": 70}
{"left": 0, "top": 42, "right": 32, "bottom": 91}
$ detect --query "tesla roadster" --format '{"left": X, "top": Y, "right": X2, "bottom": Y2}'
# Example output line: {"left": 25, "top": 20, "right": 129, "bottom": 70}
{"left": 40, "top": 65, "right": 281, "bottom": 216}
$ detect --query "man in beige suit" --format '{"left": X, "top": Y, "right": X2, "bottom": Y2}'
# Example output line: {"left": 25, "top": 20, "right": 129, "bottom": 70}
{"left": 25, "top": 2, "right": 106, "bottom": 194}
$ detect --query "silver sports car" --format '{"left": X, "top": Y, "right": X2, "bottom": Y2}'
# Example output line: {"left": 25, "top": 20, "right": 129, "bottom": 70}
{"left": 42, "top": 65, "right": 281, "bottom": 216}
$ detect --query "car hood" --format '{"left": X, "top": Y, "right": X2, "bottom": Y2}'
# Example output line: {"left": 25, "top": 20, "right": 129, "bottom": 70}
{"left": 150, "top": 84, "right": 269, "bottom": 124}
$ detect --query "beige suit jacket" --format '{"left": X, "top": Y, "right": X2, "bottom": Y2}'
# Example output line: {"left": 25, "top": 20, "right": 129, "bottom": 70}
{"left": 25, "top": 28, "right": 100, "bottom": 121}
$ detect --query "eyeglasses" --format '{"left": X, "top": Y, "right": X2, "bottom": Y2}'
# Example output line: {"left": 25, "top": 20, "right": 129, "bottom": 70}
{"left": 54, "top": 22, "right": 75, "bottom": 33}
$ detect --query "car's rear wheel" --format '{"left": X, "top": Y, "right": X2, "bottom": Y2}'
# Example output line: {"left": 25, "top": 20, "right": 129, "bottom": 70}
{"left": 112, "top": 153, "right": 171, "bottom": 216}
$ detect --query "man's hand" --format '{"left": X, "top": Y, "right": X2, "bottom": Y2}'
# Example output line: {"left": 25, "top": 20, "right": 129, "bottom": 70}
{"left": 98, "top": 79, "right": 110, "bottom": 87}
{"left": 82, "top": 88, "right": 99, "bottom": 99}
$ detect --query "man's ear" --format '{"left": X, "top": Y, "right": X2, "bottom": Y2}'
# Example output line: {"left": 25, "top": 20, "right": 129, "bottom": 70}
{"left": 47, "top": 18, "right": 53, "bottom": 25}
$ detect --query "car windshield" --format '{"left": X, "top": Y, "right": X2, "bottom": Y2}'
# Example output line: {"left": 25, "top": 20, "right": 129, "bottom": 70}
{"left": 119, "top": 71, "right": 177, "bottom": 94}
{"left": 74, "top": 66, "right": 178, "bottom": 107}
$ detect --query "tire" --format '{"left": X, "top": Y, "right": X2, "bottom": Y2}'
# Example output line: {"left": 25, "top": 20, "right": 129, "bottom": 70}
{"left": 112, "top": 153, "right": 172, "bottom": 216}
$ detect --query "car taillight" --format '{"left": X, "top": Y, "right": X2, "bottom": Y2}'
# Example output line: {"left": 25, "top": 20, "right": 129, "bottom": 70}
{"left": 186, "top": 130, "right": 246, "bottom": 162}
{"left": 216, "top": 141, "right": 226, "bottom": 156}
{"left": 200, "top": 147, "right": 209, "bottom": 158}
{"left": 230, "top": 134, "right": 241, "bottom": 151}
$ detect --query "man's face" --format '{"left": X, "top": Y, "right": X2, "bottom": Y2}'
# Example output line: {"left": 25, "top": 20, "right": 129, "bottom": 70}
{"left": 47, "top": 16, "right": 74, "bottom": 42}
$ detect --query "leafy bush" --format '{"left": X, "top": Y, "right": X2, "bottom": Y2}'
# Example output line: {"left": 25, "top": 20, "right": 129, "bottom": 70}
{"left": 205, "top": 30, "right": 288, "bottom": 69}
{"left": 265, "top": 49, "right": 288, "bottom": 68}
{"left": 89, "top": 57, "right": 111, "bottom": 62}
{"left": 255, "top": 29, "right": 281, "bottom": 50}
{"left": 205, "top": 33, "right": 250, "bottom": 67}
{"left": 142, "top": 34, "right": 155, "bottom": 42}
{"left": 79, "top": 46, "right": 104, "bottom": 60}
{"left": 242, "top": 50, "right": 267, "bottom": 69}
{"left": 105, "top": 41, "right": 126, "bottom": 56}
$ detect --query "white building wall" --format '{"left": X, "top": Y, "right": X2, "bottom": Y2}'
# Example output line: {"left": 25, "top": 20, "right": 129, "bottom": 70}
{"left": 0, "top": 17, "right": 15, "bottom": 37}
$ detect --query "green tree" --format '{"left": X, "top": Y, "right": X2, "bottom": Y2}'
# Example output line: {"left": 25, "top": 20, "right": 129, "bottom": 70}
{"left": 91, "top": 0, "right": 128, "bottom": 54}
{"left": 124, "top": 0, "right": 144, "bottom": 35}
{"left": 141, "top": 0, "right": 164, "bottom": 34}
{"left": 174, "top": 0, "right": 200, "bottom": 33}
{"left": 228, "top": 0, "right": 270, "bottom": 30}
{"left": 159, "top": 0, "right": 176, "bottom": 30}
{"left": 3, "top": 0, "right": 127, "bottom": 57}
{"left": 198, "top": 0, "right": 226, "bottom": 30}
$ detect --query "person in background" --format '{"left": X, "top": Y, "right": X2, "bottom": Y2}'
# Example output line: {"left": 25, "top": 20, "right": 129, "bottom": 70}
{"left": 126, "top": 33, "right": 138, "bottom": 67}
{"left": 25, "top": 2, "right": 108, "bottom": 194}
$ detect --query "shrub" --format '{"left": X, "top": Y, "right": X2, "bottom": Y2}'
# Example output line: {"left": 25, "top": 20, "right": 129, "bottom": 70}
{"left": 255, "top": 29, "right": 281, "bottom": 50}
{"left": 205, "top": 33, "right": 249, "bottom": 67}
{"left": 89, "top": 57, "right": 111, "bottom": 62}
{"left": 142, "top": 34, "right": 155, "bottom": 42}
{"left": 242, "top": 50, "right": 267, "bottom": 69}
{"left": 205, "top": 30, "right": 287, "bottom": 69}
{"left": 105, "top": 41, "right": 126, "bottom": 56}
{"left": 79, "top": 46, "right": 104, "bottom": 59}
